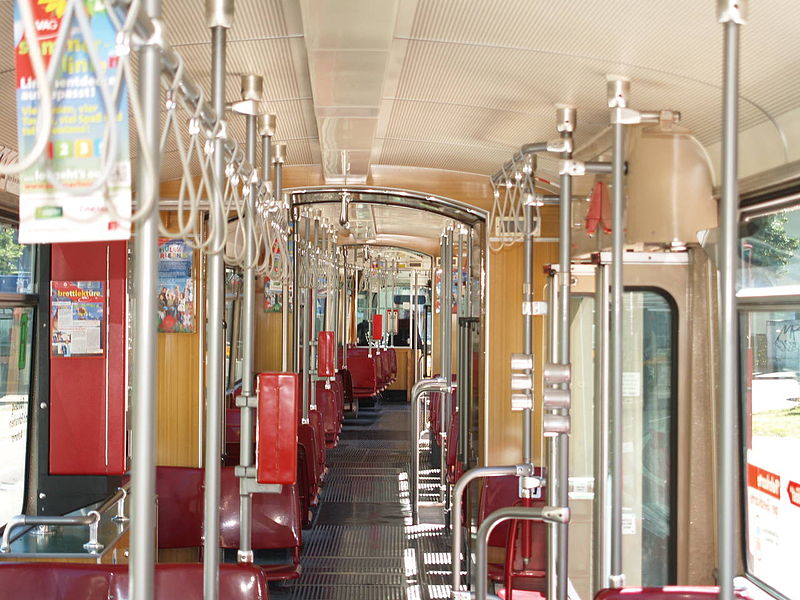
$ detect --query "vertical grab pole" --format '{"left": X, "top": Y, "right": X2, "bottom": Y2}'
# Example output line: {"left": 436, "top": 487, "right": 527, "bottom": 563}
{"left": 310, "top": 217, "right": 320, "bottom": 410}
{"left": 235, "top": 73, "right": 263, "bottom": 563}
{"left": 555, "top": 106, "right": 575, "bottom": 600}
{"left": 546, "top": 269, "right": 560, "bottom": 600}
{"left": 204, "top": 0, "right": 233, "bottom": 597}
{"left": 412, "top": 271, "right": 418, "bottom": 382}
{"left": 592, "top": 263, "right": 611, "bottom": 593}
{"left": 440, "top": 228, "right": 454, "bottom": 505}
{"left": 717, "top": 3, "right": 746, "bottom": 599}
{"left": 522, "top": 169, "right": 535, "bottom": 468}
{"left": 301, "top": 216, "right": 311, "bottom": 422}
{"left": 343, "top": 247, "right": 349, "bottom": 368}
{"left": 129, "top": 0, "right": 161, "bottom": 596}
{"left": 607, "top": 77, "right": 628, "bottom": 588}
{"left": 292, "top": 207, "right": 301, "bottom": 374}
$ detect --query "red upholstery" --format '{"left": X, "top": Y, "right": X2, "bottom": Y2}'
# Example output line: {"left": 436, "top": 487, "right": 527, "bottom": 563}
{"left": 339, "top": 368, "right": 356, "bottom": 413}
{"left": 372, "top": 314, "right": 383, "bottom": 340}
{"left": 219, "top": 467, "right": 302, "bottom": 580}
{"left": 257, "top": 373, "right": 299, "bottom": 485}
{"left": 317, "top": 331, "right": 336, "bottom": 378}
{"left": 316, "top": 381, "right": 340, "bottom": 448}
{"left": 347, "top": 353, "right": 379, "bottom": 398}
{"left": 298, "top": 423, "right": 321, "bottom": 499}
{"left": 224, "top": 408, "right": 241, "bottom": 466}
{"left": 156, "top": 466, "right": 204, "bottom": 549}
{"left": 595, "top": 588, "right": 752, "bottom": 600}
{"left": 387, "top": 348, "right": 398, "bottom": 381}
{"left": 308, "top": 409, "right": 327, "bottom": 479}
{"left": 446, "top": 410, "right": 463, "bottom": 484}
{"left": 477, "top": 472, "right": 546, "bottom": 587}
{"left": 497, "top": 589, "right": 544, "bottom": 600}
{"left": 0, "top": 563, "right": 269, "bottom": 600}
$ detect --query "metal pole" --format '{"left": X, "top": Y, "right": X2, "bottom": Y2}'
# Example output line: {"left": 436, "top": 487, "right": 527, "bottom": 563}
{"left": 412, "top": 272, "right": 418, "bottom": 382}
{"left": 522, "top": 197, "right": 534, "bottom": 466}
{"left": 717, "top": 3, "right": 746, "bottom": 599}
{"left": 440, "top": 229, "right": 454, "bottom": 504}
{"left": 592, "top": 263, "right": 611, "bottom": 593}
{"left": 301, "top": 215, "right": 311, "bottom": 422}
{"left": 292, "top": 208, "right": 301, "bottom": 374}
{"left": 343, "top": 247, "right": 349, "bottom": 368}
{"left": 475, "top": 507, "right": 570, "bottom": 600}
{"left": 204, "top": 1, "right": 233, "bottom": 597}
{"left": 310, "top": 217, "right": 320, "bottom": 410}
{"left": 546, "top": 270, "right": 559, "bottom": 600}
{"left": 608, "top": 77, "right": 627, "bottom": 588}
{"left": 235, "top": 74, "right": 262, "bottom": 563}
{"left": 410, "top": 377, "right": 449, "bottom": 523}
{"left": 129, "top": 0, "right": 161, "bottom": 594}
{"left": 556, "top": 106, "right": 575, "bottom": 600}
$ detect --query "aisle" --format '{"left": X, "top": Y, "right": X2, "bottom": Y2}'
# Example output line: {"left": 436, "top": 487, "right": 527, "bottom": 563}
{"left": 273, "top": 402, "right": 457, "bottom": 600}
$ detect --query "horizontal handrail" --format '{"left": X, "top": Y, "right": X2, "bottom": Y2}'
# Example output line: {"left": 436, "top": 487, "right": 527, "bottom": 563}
{"left": 1, "top": 483, "right": 130, "bottom": 554}
{"left": 473, "top": 505, "right": 570, "bottom": 600}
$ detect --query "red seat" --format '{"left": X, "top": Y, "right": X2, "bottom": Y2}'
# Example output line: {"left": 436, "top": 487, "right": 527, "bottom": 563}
{"left": 316, "top": 381, "right": 340, "bottom": 448}
{"left": 224, "top": 408, "right": 241, "bottom": 466}
{"left": 0, "top": 563, "right": 269, "bottom": 600}
{"left": 308, "top": 409, "right": 327, "bottom": 481}
{"left": 347, "top": 353, "right": 379, "bottom": 399}
{"left": 339, "top": 368, "right": 357, "bottom": 414}
{"left": 595, "top": 588, "right": 751, "bottom": 600}
{"left": 446, "top": 409, "right": 463, "bottom": 484}
{"left": 219, "top": 467, "right": 302, "bottom": 581}
{"left": 477, "top": 472, "right": 546, "bottom": 592}
{"left": 156, "top": 466, "right": 204, "bottom": 549}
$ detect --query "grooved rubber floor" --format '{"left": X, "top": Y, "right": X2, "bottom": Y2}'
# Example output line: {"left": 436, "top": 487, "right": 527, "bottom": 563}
{"left": 271, "top": 402, "right": 458, "bottom": 600}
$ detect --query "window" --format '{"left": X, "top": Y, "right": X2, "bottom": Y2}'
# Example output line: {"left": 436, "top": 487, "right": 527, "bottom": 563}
{"left": 741, "top": 309, "right": 800, "bottom": 600}
{"left": 739, "top": 205, "right": 800, "bottom": 291}
{"left": 0, "top": 221, "right": 36, "bottom": 526}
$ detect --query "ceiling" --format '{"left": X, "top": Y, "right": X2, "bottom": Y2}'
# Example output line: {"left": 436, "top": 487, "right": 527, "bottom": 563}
{"left": 1, "top": 0, "right": 799, "bottom": 192}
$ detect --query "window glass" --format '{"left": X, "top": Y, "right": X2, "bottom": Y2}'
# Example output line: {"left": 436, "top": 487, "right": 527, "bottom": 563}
{"left": 742, "top": 310, "right": 800, "bottom": 600}
{"left": 740, "top": 207, "right": 800, "bottom": 291}
{"left": 567, "top": 290, "right": 675, "bottom": 595}
{"left": 0, "top": 306, "right": 34, "bottom": 526}
{"left": 0, "top": 222, "right": 34, "bottom": 294}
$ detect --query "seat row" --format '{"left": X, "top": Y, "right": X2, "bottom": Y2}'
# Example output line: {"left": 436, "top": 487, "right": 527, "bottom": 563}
{"left": 346, "top": 346, "right": 397, "bottom": 404}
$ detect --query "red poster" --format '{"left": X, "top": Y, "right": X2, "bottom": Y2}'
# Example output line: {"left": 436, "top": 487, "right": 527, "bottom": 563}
{"left": 788, "top": 481, "right": 800, "bottom": 508}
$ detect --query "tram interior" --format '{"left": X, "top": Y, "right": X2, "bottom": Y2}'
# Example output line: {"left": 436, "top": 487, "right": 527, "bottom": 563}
{"left": 0, "top": 1, "right": 800, "bottom": 600}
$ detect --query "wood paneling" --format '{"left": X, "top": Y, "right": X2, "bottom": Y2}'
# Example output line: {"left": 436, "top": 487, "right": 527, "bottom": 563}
{"left": 254, "top": 275, "right": 291, "bottom": 373}
{"left": 156, "top": 213, "right": 202, "bottom": 467}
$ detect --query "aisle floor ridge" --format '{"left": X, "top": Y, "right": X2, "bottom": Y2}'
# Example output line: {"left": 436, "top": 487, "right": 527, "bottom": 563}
{"left": 272, "top": 402, "right": 456, "bottom": 600}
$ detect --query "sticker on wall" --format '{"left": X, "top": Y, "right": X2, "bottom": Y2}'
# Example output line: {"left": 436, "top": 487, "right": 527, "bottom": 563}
{"left": 158, "top": 239, "right": 195, "bottom": 333}
{"left": 50, "top": 280, "right": 104, "bottom": 357}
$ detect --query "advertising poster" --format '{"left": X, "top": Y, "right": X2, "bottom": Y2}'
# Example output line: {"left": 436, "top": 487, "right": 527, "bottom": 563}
{"left": 50, "top": 280, "right": 104, "bottom": 357}
{"left": 263, "top": 276, "right": 282, "bottom": 313}
{"left": 158, "top": 239, "right": 195, "bottom": 333}
{"left": 15, "top": 0, "right": 131, "bottom": 243}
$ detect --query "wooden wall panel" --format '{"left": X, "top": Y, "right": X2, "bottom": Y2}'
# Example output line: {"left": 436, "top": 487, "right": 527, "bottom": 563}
{"left": 254, "top": 275, "right": 290, "bottom": 373}
{"left": 156, "top": 213, "right": 202, "bottom": 467}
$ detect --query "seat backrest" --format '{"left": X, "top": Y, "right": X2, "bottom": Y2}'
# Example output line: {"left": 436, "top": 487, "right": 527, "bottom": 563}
{"left": 0, "top": 563, "right": 269, "bottom": 600}
{"left": 446, "top": 409, "right": 459, "bottom": 469}
{"left": 308, "top": 409, "right": 326, "bottom": 469}
{"left": 338, "top": 368, "right": 354, "bottom": 404}
{"left": 315, "top": 381, "right": 339, "bottom": 435}
{"left": 156, "top": 466, "right": 204, "bottom": 548}
{"left": 348, "top": 355, "right": 376, "bottom": 392}
{"left": 595, "top": 588, "right": 750, "bottom": 600}
{"left": 478, "top": 472, "right": 545, "bottom": 548}
{"left": 219, "top": 466, "right": 301, "bottom": 551}
{"left": 298, "top": 423, "right": 320, "bottom": 486}
{"left": 0, "top": 563, "right": 113, "bottom": 600}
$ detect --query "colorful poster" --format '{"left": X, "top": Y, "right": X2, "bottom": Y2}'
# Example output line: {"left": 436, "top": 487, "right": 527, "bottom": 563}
{"left": 15, "top": 0, "right": 131, "bottom": 243}
{"left": 263, "top": 276, "right": 282, "bottom": 313}
{"left": 50, "top": 280, "right": 104, "bottom": 357}
{"left": 158, "top": 239, "right": 195, "bottom": 333}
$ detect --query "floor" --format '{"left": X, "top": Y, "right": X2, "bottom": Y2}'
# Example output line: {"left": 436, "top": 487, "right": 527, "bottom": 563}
{"left": 272, "top": 400, "right": 458, "bottom": 600}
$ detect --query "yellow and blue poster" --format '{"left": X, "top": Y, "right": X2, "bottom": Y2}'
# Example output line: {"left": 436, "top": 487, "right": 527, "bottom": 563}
{"left": 15, "top": 0, "right": 131, "bottom": 243}
{"left": 158, "top": 239, "right": 195, "bottom": 333}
